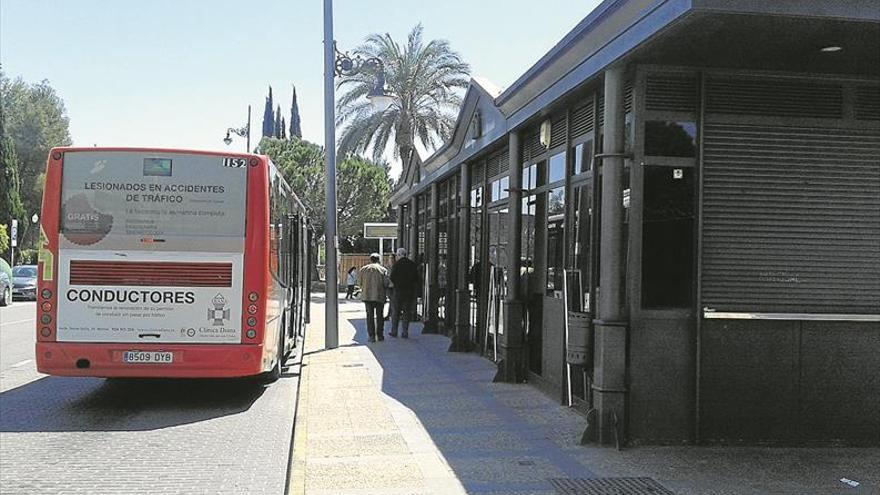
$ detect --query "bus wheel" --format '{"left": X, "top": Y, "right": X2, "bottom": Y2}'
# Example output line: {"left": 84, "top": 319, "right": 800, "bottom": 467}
{"left": 261, "top": 331, "right": 284, "bottom": 384}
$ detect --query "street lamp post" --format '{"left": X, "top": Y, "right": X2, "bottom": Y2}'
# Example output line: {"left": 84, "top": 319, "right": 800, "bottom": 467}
{"left": 223, "top": 105, "right": 251, "bottom": 152}
{"left": 323, "top": 0, "right": 391, "bottom": 350}
{"left": 323, "top": 0, "right": 339, "bottom": 350}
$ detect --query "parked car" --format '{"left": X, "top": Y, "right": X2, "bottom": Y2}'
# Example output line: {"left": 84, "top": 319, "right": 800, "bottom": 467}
{"left": 0, "top": 258, "right": 11, "bottom": 306}
{"left": 12, "top": 264, "right": 38, "bottom": 301}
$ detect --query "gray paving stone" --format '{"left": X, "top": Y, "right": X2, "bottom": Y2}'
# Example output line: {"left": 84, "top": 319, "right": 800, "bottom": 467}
{"left": 1, "top": 343, "right": 303, "bottom": 495}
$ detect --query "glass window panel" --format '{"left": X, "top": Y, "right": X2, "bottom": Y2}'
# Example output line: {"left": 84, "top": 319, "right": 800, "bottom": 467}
{"left": 471, "top": 187, "right": 483, "bottom": 207}
{"left": 548, "top": 152, "right": 566, "bottom": 184}
{"left": 641, "top": 166, "right": 695, "bottom": 308}
{"left": 498, "top": 177, "right": 509, "bottom": 200}
{"left": 521, "top": 195, "right": 536, "bottom": 298}
{"left": 545, "top": 186, "right": 565, "bottom": 296}
{"left": 572, "top": 185, "right": 592, "bottom": 313}
{"left": 574, "top": 139, "right": 594, "bottom": 176}
{"left": 548, "top": 186, "right": 565, "bottom": 218}
{"left": 573, "top": 143, "right": 583, "bottom": 175}
{"left": 645, "top": 121, "right": 697, "bottom": 157}
{"left": 522, "top": 164, "right": 538, "bottom": 190}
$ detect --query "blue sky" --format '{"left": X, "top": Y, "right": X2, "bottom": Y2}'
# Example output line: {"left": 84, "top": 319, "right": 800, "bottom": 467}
{"left": 1, "top": 0, "right": 601, "bottom": 176}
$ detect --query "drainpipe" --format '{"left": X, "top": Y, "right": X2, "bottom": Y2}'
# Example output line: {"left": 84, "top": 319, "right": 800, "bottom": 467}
{"left": 451, "top": 164, "right": 472, "bottom": 351}
{"left": 423, "top": 183, "right": 441, "bottom": 333}
{"left": 593, "top": 65, "right": 629, "bottom": 445}
{"left": 495, "top": 131, "right": 525, "bottom": 382}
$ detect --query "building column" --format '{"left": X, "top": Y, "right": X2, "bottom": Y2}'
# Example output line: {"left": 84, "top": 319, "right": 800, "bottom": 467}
{"left": 592, "top": 65, "right": 629, "bottom": 445}
{"left": 423, "top": 183, "right": 441, "bottom": 333}
{"left": 450, "top": 164, "right": 472, "bottom": 351}
{"left": 396, "top": 205, "right": 405, "bottom": 251}
{"left": 495, "top": 131, "right": 526, "bottom": 382}
{"left": 409, "top": 196, "right": 418, "bottom": 257}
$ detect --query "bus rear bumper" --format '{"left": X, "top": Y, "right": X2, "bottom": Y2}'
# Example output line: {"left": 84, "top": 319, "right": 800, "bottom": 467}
{"left": 35, "top": 342, "right": 268, "bottom": 378}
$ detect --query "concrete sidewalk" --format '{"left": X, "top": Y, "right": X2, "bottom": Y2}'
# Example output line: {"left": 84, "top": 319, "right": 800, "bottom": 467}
{"left": 288, "top": 297, "right": 879, "bottom": 495}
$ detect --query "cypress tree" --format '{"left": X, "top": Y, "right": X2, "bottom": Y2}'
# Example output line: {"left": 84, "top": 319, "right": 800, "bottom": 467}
{"left": 0, "top": 135, "right": 26, "bottom": 236}
{"left": 281, "top": 118, "right": 287, "bottom": 140}
{"left": 290, "top": 85, "right": 302, "bottom": 138}
{"left": 275, "top": 105, "right": 282, "bottom": 138}
{"left": 262, "top": 86, "right": 275, "bottom": 137}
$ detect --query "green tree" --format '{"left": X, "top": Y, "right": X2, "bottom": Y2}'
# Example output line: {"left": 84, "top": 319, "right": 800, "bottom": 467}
{"left": 289, "top": 85, "right": 302, "bottom": 138}
{"left": 0, "top": 72, "right": 71, "bottom": 250}
{"left": 336, "top": 155, "right": 392, "bottom": 235}
{"left": 0, "top": 224, "right": 8, "bottom": 255}
{"left": 257, "top": 137, "right": 391, "bottom": 241}
{"left": 0, "top": 134, "right": 26, "bottom": 260}
{"left": 262, "top": 86, "right": 275, "bottom": 137}
{"left": 336, "top": 24, "right": 470, "bottom": 170}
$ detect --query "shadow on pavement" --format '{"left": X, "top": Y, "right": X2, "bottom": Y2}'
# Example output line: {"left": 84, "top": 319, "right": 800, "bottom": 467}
{"left": 0, "top": 373, "right": 276, "bottom": 433}
{"left": 345, "top": 315, "right": 591, "bottom": 494}
{"left": 337, "top": 314, "right": 880, "bottom": 495}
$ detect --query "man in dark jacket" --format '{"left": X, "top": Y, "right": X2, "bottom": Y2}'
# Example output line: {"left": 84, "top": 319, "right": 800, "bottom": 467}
{"left": 389, "top": 248, "right": 418, "bottom": 338}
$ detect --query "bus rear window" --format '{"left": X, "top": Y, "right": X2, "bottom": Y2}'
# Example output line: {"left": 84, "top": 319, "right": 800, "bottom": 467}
{"left": 59, "top": 151, "right": 247, "bottom": 249}
{"left": 143, "top": 158, "right": 172, "bottom": 177}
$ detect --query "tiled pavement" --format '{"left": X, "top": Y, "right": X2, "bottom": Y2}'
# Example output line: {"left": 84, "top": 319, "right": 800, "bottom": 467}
{"left": 290, "top": 297, "right": 880, "bottom": 495}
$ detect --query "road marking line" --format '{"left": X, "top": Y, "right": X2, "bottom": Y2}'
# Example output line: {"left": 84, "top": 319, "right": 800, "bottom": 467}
{"left": 10, "top": 359, "right": 33, "bottom": 368}
{"left": 0, "top": 318, "right": 35, "bottom": 327}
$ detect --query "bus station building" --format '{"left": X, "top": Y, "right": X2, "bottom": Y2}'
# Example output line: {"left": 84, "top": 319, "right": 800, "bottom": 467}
{"left": 389, "top": 0, "right": 880, "bottom": 445}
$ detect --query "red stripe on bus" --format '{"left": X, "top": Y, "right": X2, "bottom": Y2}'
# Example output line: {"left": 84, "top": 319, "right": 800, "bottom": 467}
{"left": 69, "top": 261, "right": 233, "bottom": 287}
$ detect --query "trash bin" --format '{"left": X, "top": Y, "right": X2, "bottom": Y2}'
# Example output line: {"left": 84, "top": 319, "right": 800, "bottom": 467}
{"left": 567, "top": 311, "right": 592, "bottom": 366}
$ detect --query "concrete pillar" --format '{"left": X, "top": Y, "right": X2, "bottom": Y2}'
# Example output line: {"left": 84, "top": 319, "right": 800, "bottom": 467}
{"left": 450, "top": 164, "right": 472, "bottom": 351}
{"left": 423, "top": 183, "right": 441, "bottom": 333}
{"left": 495, "top": 131, "right": 526, "bottom": 383}
{"left": 593, "top": 65, "right": 629, "bottom": 445}
{"left": 396, "top": 205, "right": 405, "bottom": 251}
{"left": 409, "top": 196, "right": 418, "bottom": 257}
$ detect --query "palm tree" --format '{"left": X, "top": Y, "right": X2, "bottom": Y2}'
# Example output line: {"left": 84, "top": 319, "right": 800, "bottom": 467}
{"left": 336, "top": 24, "right": 470, "bottom": 172}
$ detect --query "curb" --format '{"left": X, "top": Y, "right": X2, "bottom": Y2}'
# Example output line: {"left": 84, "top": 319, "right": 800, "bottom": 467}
{"left": 284, "top": 327, "right": 309, "bottom": 495}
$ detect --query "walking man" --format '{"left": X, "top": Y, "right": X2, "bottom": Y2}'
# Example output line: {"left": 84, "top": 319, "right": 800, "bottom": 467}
{"left": 389, "top": 248, "right": 418, "bottom": 338}
{"left": 358, "top": 253, "right": 388, "bottom": 342}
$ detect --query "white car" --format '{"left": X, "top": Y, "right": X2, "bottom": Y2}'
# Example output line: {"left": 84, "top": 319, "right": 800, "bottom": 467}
{"left": 12, "top": 264, "right": 38, "bottom": 301}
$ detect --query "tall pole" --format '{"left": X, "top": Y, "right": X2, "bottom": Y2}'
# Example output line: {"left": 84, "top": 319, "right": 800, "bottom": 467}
{"left": 594, "top": 65, "right": 628, "bottom": 444}
{"left": 322, "top": 0, "right": 339, "bottom": 349}
{"left": 246, "top": 105, "right": 251, "bottom": 152}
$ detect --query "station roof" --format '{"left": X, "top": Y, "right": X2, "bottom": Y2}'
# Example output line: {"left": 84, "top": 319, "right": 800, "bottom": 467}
{"left": 392, "top": 0, "right": 880, "bottom": 205}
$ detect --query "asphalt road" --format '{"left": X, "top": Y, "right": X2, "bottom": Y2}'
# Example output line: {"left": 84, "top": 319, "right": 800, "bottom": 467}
{"left": 0, "top": 301, "right": 302, "bottom": 495}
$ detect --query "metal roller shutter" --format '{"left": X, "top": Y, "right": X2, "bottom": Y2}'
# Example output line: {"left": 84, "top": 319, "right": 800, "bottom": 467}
{"left": 701, "top": 123, "right": 880, "bottom": 314}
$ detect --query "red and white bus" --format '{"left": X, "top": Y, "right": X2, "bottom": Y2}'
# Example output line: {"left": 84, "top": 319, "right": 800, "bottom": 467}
{"left": 35, "top": 148, "right": 311, "bottom": 382}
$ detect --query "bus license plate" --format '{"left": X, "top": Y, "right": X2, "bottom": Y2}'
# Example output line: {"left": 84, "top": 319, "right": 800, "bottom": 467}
{"left": 123, "top": 351, "right": 173, "bottom": 364}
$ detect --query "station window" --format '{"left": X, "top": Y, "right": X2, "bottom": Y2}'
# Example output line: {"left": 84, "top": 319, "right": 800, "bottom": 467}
{"left": 641, "top": 165, "right": 694, "bottom": 308}
{"left": 548, "top": 151, "right": 566, "bottom": 184}
{"left": 573, "top": 140, "right": 594, "bottom": 175}
{"left": 490, "top": 176, "right": 509, "bottom": 202}
{"left": 522, "top": 163, "right": 537, "bottom": 191}
{"left": 471, "top": 187, "right": 483, "bottom": 208}
{"left": 546, "top": 186, "right": 565, "bottom": 296}
{"left": 645, "top": 121, "right": 697, "bottom": 157}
